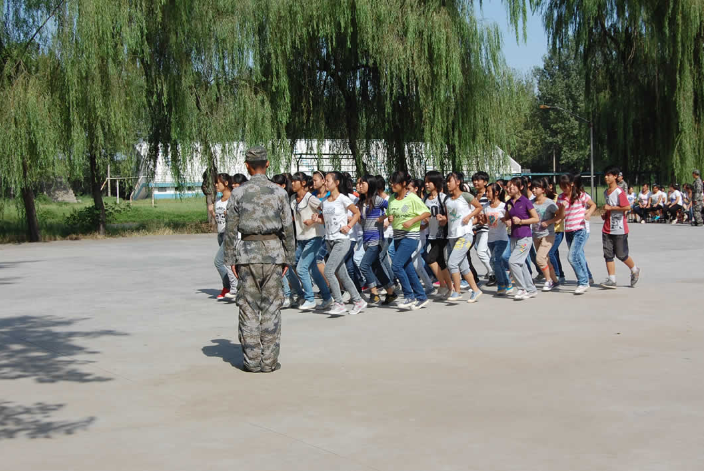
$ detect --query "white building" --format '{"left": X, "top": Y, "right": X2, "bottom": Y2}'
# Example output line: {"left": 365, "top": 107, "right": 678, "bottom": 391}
{"left": 130, "top": 140, "right": 520, "bottom": 200}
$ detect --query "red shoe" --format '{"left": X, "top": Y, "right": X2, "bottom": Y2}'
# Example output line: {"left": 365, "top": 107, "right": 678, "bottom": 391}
{"left": 216, "top": 288, "right": 229, "bottom": 300}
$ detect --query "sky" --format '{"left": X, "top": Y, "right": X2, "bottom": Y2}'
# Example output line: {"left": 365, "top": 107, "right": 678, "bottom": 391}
{"left": 478, "top": 1, "right": 549, "bottom": 74}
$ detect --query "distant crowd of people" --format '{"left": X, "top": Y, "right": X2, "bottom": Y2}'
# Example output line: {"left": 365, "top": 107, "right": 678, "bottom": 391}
{"left": 202, "top": 163, "right": 671, "bottom": 314}
{"left": 628, "top": 169, "right": 704, "bottom": 225}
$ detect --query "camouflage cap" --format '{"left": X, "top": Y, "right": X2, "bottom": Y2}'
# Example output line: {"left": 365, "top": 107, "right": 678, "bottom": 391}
{"left": 245, "top": 146, "right": 268, "bottom": 163}
{"left": 694, "top": 169, "right": 701, "bottom": 176}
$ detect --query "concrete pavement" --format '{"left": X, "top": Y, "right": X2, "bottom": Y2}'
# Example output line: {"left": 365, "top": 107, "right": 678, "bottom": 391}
{"left": 1, "top": 221, "right": 703, "bottom": 470}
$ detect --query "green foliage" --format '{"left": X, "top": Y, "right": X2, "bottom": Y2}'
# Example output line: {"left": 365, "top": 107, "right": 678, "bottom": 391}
{"left": 64, "top": 201, "right": 131, "bottom": 234}
{"left": 536, "top": 0, "right": 704, "bottom": 183}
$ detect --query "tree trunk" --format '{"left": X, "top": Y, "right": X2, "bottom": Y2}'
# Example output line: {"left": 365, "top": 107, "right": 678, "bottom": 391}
{"left": 202, "top": 143, "right": 218, "bottom": 231}
{"left": 344, "top": 94, "right": 366, "bottom": 177}
{"left": 21, "top": 186, "right": 41, "bottom": 242}
{"left": 89, "top": 151, "right": 107, "bottom": 235}
{"left": 20, "top": 159, "right": 41, "bottom": 242}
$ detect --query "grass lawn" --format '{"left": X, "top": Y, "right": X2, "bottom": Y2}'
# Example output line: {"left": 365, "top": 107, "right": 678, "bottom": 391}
{"left": 0, "top": 196, "right": 212, "bottom": 243}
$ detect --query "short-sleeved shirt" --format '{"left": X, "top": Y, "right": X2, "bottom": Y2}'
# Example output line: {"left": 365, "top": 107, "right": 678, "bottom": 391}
{"left": 669, "top": 190, "right": 682, "bottom": 206}
{"left": 359, "top": 195, "right": 388, "bottom": 246}
{"left": 445, "top": 192, "right": 475, "bottom": 239}
{"left": 505, "top": 195, "right": 534, "bottom": 239}
{"left": 557, "top": 192, "right": 590, "bottom": 233}
{"left": 649, "top": 192, "right": 662, "bottom": 206}
{"left": 484, "top": 202, "right": 509, "bottom": 243}
{"left": 627, "top": 193, "right": 636, "bottom": 206}
{"left": 215, "top": 199, "right": 228, "bottom": 233}
{"left": 473, "top": 193, "right": 489, "bottom": 233}
{"left": 638, "top": 191, "right": 651, "bottom": 207}
{"left": 321, "top": 193, "right": 354, "bottom": 241}
{"left": 388, "top": 192, "right": 428, "bottom": 240}
{"left": 603, "top": 187, "right": 630, "bottom": 235}
{"left": 291, "top": 193, "right": 324, "bottom": 240}
{"left": 532, "top": 199, "right": 558, "bottom": 238}
{"left": 424, "top": 193, "right": 448, "bottom": 240}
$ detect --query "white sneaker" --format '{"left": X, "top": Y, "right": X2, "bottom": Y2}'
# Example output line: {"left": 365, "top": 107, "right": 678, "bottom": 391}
{"left": 524, "top": 291, "right": 537, "bottom": 299}
{"left": 397, "top": 299, "right": 416, "bottom": 309}
{"left": 299, "top": 300, "right": 316, "bottom": 311}
{"left": 282, "top": 298, "right": 291, "bottom": 309}
{"left": 641, "top": 220, "right": 645, "bottom": 224}
{"left": 224, "top": 291, "right": 237, "bottom": 299}
{"left": 349, "top": 300, "right": 367, "bottom": 315}
{"left": 328, "top": 302, "right": 347, "bottom": 315}
{"left": 542, "top": 280, "right": 555, "bottom": 292}
{"left": 513, "top": 289, "right": 527, "bottom": 301}
{"left": 341, "top": 291, "right": 351, "bottom": 303}
{"left": 574, "top": 285, "right": 590, "bottom": 295}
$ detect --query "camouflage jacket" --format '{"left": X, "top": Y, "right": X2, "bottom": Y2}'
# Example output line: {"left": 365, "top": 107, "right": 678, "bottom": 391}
{"left": 224, "top": 174, "right": 295, "bottom": 266}
{"left": 694, "top": 177, "right": 703, "bottom": 201}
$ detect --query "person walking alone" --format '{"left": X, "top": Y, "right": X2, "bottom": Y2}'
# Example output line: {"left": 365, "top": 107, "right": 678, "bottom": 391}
{"left": 224, "top": 146, "right": 295, "bottom": 373}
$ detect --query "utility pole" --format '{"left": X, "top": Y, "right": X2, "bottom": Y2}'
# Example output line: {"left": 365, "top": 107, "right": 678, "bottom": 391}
{"left": 107, "top": 164, "right": 111, "bottom": 197}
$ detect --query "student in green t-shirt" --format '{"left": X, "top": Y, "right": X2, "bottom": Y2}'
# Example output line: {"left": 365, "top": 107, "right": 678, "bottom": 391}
{"left": 383, "top": 170, "right": 431, "bottom": 310}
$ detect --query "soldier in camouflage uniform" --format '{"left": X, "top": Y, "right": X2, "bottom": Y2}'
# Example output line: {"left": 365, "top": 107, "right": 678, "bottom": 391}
{"left": 693, "top": 169, "right": 703, "bottom": 226}
{"left": 224, "top": 146, "right": 295, "bottom": 373}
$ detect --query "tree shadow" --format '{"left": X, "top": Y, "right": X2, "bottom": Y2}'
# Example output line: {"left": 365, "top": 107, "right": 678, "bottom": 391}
{"left": 0, "top": 316, "right": 128, "bottom": 383}
{"left": 201, "top": 339, "right": 244, "bottom": 370}
{"left": 0, "top": 401, "right": 96, "bottom": 440}
{"left": 0, "top": 260, "right": 44, "bottom": 270}
{"left": 0, "top": 277, "right": 20, "bottom": 285}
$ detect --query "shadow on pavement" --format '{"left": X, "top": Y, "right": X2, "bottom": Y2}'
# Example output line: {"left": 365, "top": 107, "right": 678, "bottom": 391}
{"left": 0, "top": 401, "right": 96, "bottom": 440}
{"left": 0, "top": 316, "right": 127, "bottom": 383}
{"left": 196, "top": 288, "right": 222, "bottom": 299}
{"left": 202, "top": 339, "right": 244, "bottom": 370}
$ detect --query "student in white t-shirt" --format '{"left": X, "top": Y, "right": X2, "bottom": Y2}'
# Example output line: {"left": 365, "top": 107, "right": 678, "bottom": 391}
{"left": 634, "top": 183, "right": 651, "bottom": 223}
{"left": 647, "top": 184, "right": 665, "bottom": 220}
{"left": 316, "top": 172, "right": 366, "bottom": 316}
{"left": 665, "top": 183, "right": 683, "bottom": 223}
{"left": 483, "top": 182, "right": 512, "bottom": 295}
{"left": 213, "top": 173, "right": 239, "bottom": 300}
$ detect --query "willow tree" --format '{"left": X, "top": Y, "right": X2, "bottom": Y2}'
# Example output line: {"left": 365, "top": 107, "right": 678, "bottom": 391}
{"left": 51, "top": 0, "right": 146, "bottom": 235}
{"left": 257, "top": 0, "right": 531, "bottom": 176}
{"left": 1, "top": 1, "right": 66, "bottom": 242}
{"left": 537, "top": 0, "right": 704, "bottom": 183}
{"left": 138, "top": 0, "right": 288, "bottom": 217}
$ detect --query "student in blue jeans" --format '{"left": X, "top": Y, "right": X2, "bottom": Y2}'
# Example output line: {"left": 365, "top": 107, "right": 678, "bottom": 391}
{"left": 383, "top": 170, "right": 431, "bottom": 310}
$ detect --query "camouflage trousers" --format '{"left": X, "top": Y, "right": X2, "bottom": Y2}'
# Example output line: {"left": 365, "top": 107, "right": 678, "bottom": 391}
{"left": 236, "top": 264, "right": 284, "bottom": 372}
{"left": 694, "top": 200, "right": 703, "bottom": 225}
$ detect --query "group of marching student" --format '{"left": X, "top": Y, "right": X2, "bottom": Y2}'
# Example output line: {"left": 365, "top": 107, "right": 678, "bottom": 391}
{"left": 212, "top": 165, "right": 642, "bottom": 313}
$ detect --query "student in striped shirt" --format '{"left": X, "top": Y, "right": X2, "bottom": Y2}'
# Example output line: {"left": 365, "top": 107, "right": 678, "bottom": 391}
{"left": 555, "top": 173, "right": 597, "bottom": 295}
{"left": 357, "top": 174, "right": 398, "bottom": 305}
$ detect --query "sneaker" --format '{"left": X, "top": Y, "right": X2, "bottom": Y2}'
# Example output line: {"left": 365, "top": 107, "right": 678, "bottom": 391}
{"left": 641, "top": 219, "right": 645, "bottom": 224}
{"left": 524, "top": 291, "right": 537, "bottom": 299}
{"left": 513, "top": 289, "right": 528, "bottom": 301}
{"left": 447, "top": 291, "right": 463, "bottom": 303}
{"left": 216, "top": 288, "right": 229, "bottom": 300}
{"left": 600, "top": 279, "right": 618, "bottom": 289}
{"left": 369, "top": 294, "right": 381, "bottom": 304}
{"left": 574, "top": 285, "right": 590, "bottom": 295}
{"left": 350, "top": 299, "right": 368, "bottom": 315}
{"left": 433, "top": 281, "right": 441, "bottom": 287}
{"left": 653, "top": 215, "right": 660, "bottom": 221}
{"left": 505, "top": 284, "right": 516, "bottom": 296}
{"left": 412, "top": 299, "right": 430, "bottom": 310}
{"left": 467, "top": 291, "right": 483, "bottom": 303}
{"left": 436, "top": 287, "right": 451, "bottom": 299}
{"left": 671, "top": 219, "right": 677, "bottom": 225}
{"left": 328, "top": 302, "right": 347, "bottom": 315}
{"left": 382, "top": 292, "right": 399, "bottom": 306}
{"left": 282, "top": 297, "right": 291, "bottom": 308}
{"left": 341, "top": 291, "right": 351, "bottom": 303}
{"left": 225, "top": 290, "right": 237, "bottom": 299}
{"left": 290, "top": 297, "right": 301, "bottom": 309}
{"left": 425, "top": 287, "right": 437, "bottom": 297}
{"left": 630, "top": 268, "right": 641, "bottom": 287}
{"left": 486, "top": 275, "right": 497, "bottom": 287}
{"left": 542, "top": 280, "right": 555, "bottom": 292}
{"left": 460, "top": 280, "right": 470, "bottom": 289}
{"left": 496, "top": 285, "right": 507, "bottom": 296}
{"left": 398, "top": 298, "right": 416, "bottom": 310}
{"left": 361, "top": 285, "right": 370, "bottom": 292}
{"left": 299, "top": 300, "right": 317, "bottom": 311}
{"left": 315, "top": 298, "right": 334, "bottom": 311}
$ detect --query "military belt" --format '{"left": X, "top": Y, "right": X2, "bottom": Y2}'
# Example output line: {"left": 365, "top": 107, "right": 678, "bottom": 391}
{"left": 241, "top": 234, "right": 279, "bottom": 241}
